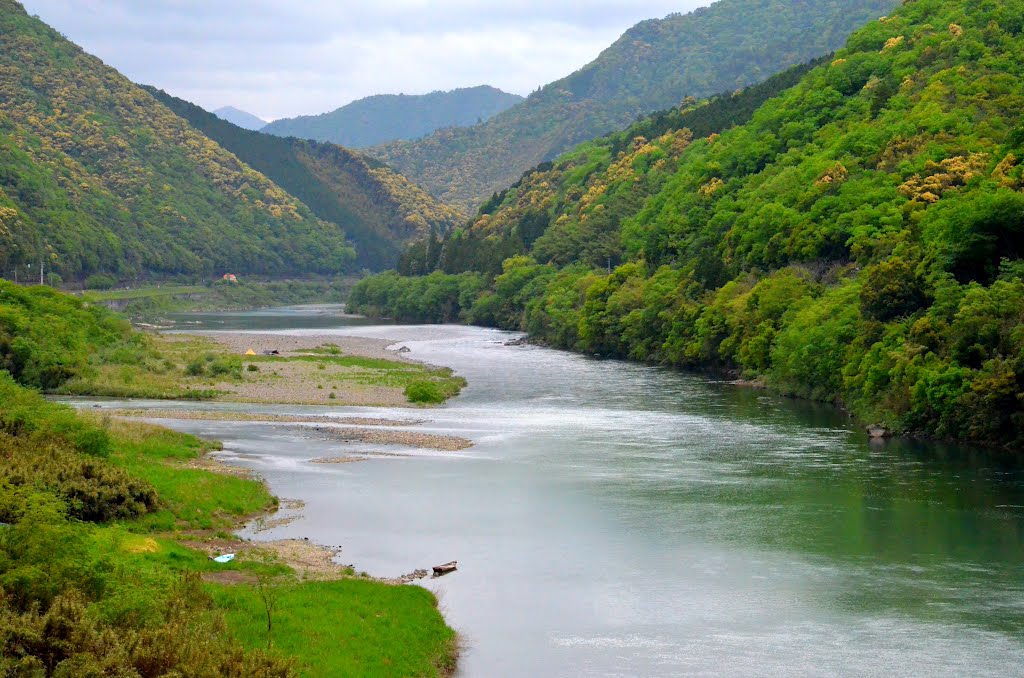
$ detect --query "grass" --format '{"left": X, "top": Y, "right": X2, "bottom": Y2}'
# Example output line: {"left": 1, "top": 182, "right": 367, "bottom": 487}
{"left": 222, "top": 347, "right": 467, "bottom": 405}
{"left": 57, "top": 335, "right": 466, "bottom": 406}
{"left": 78, "top": 278, "right": 357, "bottom": 321}
{"left": 63, "top": 414, "right": 459, "bottom": 674}
{"left": 1, "top": 283, "right": 460, "bottom": 674}
{"left": 56, "top": 334, "right": 236, "bottom": 399}
{"left": 101, "top": 419, "right": 458, "bottom": 675}
{"left": 81, "top": 285, "right": 207, "bottom": 302}
{"left": 102, "top": 419, "right": 275, "bottom": 532}
{"left": 213, "top": 580, "right": 458, "bottom": 678}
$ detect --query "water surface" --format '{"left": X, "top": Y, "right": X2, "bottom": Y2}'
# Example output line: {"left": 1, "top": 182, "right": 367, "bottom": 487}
{"left": 83, "top": 309, "right": 1024, "bottom": 676}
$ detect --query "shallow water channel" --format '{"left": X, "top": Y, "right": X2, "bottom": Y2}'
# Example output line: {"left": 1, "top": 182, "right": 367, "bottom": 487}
{"left": 79, "top": 307, "right": 1024, "bottom": 676}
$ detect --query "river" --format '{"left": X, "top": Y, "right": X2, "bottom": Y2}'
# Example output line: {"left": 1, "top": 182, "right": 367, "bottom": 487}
{"left": 80, "top": 307, "right": 1024, "bottom": 677}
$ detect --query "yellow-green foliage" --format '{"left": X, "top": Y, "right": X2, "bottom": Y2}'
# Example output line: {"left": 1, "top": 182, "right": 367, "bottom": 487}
{"left": 0, "top": 281, "right": 224, "bottom": 399}
{"left": 0, "top": 0, "right": 354, "bottom": 280}
{"left": 354, "top": 0, "right": 1024, "bottom": 448}
{"left": 0, "top": 281, "right": 139, "bottom": 389}
{"left": 371, "top": 0, "right": 900, "bottom": 211}
{"left": 214, "top": 580, "right": 457, "bottom": 678}
{"left": 148, "top": 87, "right": 465, "bottom": 270}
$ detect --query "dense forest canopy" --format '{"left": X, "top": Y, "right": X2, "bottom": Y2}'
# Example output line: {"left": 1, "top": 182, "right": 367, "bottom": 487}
{"left": 263, "top": 86, "right": 523, "bottom": 149}
{"left": 148, "top": 88, "right": 464, "bottom": 270}
{"left": 369, "top": 0, "right": 901, "bottom": 212}
{"left": 0, "top": 0, "right": 357, "bottom": 282}
{"left": 352, "top": 0, "right": 1024, "bottom": 449}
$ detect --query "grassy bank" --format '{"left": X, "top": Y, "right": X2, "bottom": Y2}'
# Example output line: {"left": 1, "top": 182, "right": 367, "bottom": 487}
{"left": 2, "top": 281, "right": 465, "bottom": 406}
{"left": 0, "top": 373, "right": 458, "bottom": 676}
{"left": 80, "top": 278, "right": 357, "bottom": 321}
{"left": 214, "top": 580, "right": 458, "bottom": 677}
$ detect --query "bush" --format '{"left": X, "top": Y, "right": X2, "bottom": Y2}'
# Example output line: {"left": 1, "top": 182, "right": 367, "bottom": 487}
{"left": 207, "top": 355, "right": 242, "bottom": 379}
{"left": 404, "top": 380, "right": 446, "bottom": 404}
{"left": 0, "top": 377, "right": 156, "bottom": 522}
{"left": 0, "top": 281, "right": 141, "bottom": 390}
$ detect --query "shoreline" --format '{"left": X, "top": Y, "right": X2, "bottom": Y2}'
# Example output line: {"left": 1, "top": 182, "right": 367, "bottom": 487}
{"left": 140, "top": 407, "right": 464, "bottom": 671}
{"left": 136, "top": 329, "right": 466, "bottom": 408}
{"left": 106, "top": 326, "right": 470, "bottom": 663}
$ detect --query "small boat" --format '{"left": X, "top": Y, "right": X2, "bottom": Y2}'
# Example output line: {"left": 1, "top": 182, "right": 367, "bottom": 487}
{"left": 432, "top": 561, "right": 458, "bottom": 576}
{"left": 211, "top": 553, "right": 236, "bottom": 564}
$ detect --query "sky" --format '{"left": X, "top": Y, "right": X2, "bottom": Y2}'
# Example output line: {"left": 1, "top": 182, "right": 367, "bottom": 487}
{"left": 20, "top": 0, "right": 709, "bottom": 121}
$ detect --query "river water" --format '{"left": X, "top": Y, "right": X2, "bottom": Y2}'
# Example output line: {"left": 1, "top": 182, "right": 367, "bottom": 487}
{"left": 83, "top": 308, "right": 1024, "bottom": 676}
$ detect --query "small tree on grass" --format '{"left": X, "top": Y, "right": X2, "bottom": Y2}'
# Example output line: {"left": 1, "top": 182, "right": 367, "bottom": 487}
{"left": 250, "top": 549, "right": 291, "bottom": 649}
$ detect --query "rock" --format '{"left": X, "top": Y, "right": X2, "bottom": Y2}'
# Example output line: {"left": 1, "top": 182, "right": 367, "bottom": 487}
{"left": 504, "top": 336, "right": 529, "bottom": 347}
{"left": 867, "top": 425, "right": 893, "bottom": 439}
{"left": 396, "top": 346, "right": 412, "bottom": 353}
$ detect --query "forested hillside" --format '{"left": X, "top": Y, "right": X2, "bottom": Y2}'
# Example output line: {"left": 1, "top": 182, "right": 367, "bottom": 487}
{"left": 263, "top": 86, "right": 523, "bottom": 149}
{"left": 352, "top": 0, "right": 1024, "bottom": 449}
{"left": 149, "top": 88, "right": 464, "bottom": 269}
{"left": 0, "top": 0, "right": 355, "bottom": 282}
{"left": 369, "top": 0, "right": 900, "bottom": 211}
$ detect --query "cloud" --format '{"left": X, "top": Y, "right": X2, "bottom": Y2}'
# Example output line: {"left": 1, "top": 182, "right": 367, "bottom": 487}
{"left": 21, "top": 0, "right": 708, "bottom": 120}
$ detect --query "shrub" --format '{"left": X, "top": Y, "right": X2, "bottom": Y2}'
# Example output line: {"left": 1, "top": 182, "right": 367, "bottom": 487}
{"left": 0, "top": 434, "right": 157, "bottom": 523}
{"left": 405, "top": 380, "right": 446, "bottom": 404}
{"left": 207, "top": 356, "right": 242, "bottom": 379}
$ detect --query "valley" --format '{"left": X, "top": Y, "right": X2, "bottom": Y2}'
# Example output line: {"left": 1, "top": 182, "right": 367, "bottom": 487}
{"left": 1, "top": 0, "right": 1023, "bottom": 675}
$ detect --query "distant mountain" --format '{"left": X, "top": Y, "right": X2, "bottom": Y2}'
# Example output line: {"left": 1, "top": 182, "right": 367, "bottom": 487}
{"left": 368, "top": 0, "right": 900, "bottom": 212}
{"left": 213, "top": 106, "right": 267, "bottom": 130}
{"left": 262, "top": 86, "right": 523, "bottom": 149}
{"left": 150, "top": 88, "right": 465, "bottom": 269}
{"left": 0, "top": 0, "right": 359, "bottom": 280}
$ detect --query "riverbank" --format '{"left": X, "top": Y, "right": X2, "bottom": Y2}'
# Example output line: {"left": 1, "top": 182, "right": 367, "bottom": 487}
{"left": 80, "top": 278, "right": 356, "bottom": 320}
{"left": 347, "top": 263, "right": 1024, "bottom": 451}
{"left": 181, "top": 330, "right": 465, "bottom": 407}
{"left": 105, "top": 407, "right": 474, "bottom": 452}
{"left": 0, "top": 374, "right": 459, "bottom": 676}
{"left": 57, "top": 328, "right": 466, "bottom": 407}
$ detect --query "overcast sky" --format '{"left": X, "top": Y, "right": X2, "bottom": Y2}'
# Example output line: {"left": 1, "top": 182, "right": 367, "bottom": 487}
{"left": 20, "top": 1, "right": 709, "bottom": 121}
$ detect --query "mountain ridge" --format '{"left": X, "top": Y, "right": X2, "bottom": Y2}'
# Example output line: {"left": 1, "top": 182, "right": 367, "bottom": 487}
{"left": 0, "top": 0, "right": 363, "bottom": 280}
{"left": 368, "top": 0, "right": 901, "bottom": 212}
{"left": 149, "top": 87, "right": 464, "bottom": 270}
{"left": 262, "top": 85, "right": 523, "bottom": 149}
{"left": 213, "top": 106, "right": 267, "bottom": 131}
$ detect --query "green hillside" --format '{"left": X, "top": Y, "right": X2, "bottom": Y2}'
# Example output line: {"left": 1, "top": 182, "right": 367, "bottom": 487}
{"left": 0, "top": 0, "right": 355, "bottom": 282}
{"left": 369, "top": 0, "right": 900, "bottom": 211}
{"left": 263, "top": 86, "right": 523, "bottom": 149}
{"left": 148, "top": 88, "right": 464, "bottom": 270}
{"left": 351, "top": 0, "right": 1024, "bottom": 449}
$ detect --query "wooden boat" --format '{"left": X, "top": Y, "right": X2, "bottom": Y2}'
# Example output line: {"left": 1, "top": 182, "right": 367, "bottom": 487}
{"left": 432, "top": 561, "right": 458, "bottom": 576}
